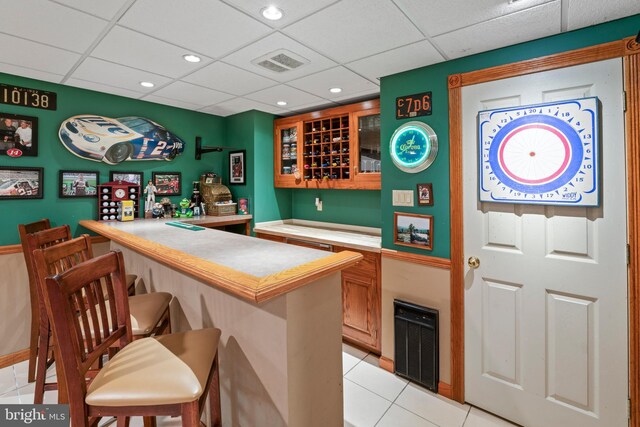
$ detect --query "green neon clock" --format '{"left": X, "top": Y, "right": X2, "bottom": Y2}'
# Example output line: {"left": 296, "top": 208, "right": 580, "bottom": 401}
{"left": 389, "top": 121, "right": 438, "bottom": 173}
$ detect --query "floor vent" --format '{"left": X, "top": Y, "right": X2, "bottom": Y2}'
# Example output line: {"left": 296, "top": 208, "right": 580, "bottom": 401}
{"left": 251, "top": 49, "right": 309, "bottom": 73}
{"left": 394, "top": 299, "right": 439, "bottom": 393}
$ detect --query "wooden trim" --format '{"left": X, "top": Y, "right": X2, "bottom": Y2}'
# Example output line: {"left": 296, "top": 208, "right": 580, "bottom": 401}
{"left": 438, "top": 382, "right": 453, "bottom": 400}
{"left": 381, "top": 248, "right": 451, "bottom": 269}
{"left": 448, "top": 35, "right": 640, "bottom": 412}
{"left": 449, "top": 82, "right": 465, "bottom": 404}
{"left": 379, "top": 355, "right": 394, "bottom": 373}
{"left": 0, "top": 244, "right": 22, "bottom": 255}
{"left": 0, "top": 348, "right": 29, "bottom": 369}
{"left": 625, "top": 42, "right": 640, "bottom": 427}
{"left": 80, "top": 220, "right": 362, "bottom": 304}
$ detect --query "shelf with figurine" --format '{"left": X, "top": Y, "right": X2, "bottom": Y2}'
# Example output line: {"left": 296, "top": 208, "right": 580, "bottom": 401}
{"left": 97, "top": 181, "right": 140, "bottom": 221}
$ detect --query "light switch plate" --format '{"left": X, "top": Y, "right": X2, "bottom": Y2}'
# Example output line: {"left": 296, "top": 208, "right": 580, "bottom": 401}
{"left": 392, "top": 190, "right": 414, "bottom": 207}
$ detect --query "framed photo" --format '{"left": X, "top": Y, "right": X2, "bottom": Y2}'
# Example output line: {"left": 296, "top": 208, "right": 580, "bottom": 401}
{"left": 229, "top": 150, "right": 246, "bottom": 185}
{"left": 394, "top": 212, "right": 433, "bottom": 250}
{"left": 0, "top": 166, "right": 43, "bottom": 199}
{"left": 59, "top": 170, "right": 99, "bottom": 198}
{"left": 0, "top": 112, "right": 38, "bottom": 157}
{"left": 110, "top": 171, "right": 142, "bottom": 186}
{"left": 417, "top": 183, "right": 433, "bottom": 206}
{"left": 152, "top": 172, "right": 181, "bottom": 195}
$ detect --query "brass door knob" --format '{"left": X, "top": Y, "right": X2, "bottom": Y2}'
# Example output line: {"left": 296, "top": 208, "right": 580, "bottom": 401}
{"left": 468, "top": 256, "right": 480, "bottom": 269}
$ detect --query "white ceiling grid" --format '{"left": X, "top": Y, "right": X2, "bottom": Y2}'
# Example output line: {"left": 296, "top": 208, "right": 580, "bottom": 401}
{"left": 0, "top": 0, "right": 637, "bottom": 117}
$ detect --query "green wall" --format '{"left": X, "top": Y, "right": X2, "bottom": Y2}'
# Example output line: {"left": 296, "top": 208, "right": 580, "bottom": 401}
{"left": 380, "top": 14, "right": 640, "bottom": 259}
{"left": 0, "top": 72, "right": 226, "bottom": 246}
{"left": 291, "top": 189, "right": 381, "bottom": 228}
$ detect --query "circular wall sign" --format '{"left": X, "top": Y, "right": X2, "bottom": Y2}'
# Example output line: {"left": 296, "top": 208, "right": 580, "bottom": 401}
{"left": 389, "top": 121, "right": 438, "bottom": 173}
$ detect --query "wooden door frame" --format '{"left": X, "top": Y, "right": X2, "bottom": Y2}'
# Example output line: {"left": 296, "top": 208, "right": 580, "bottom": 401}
{"left": 448, "top": 36, "right": 640, "bottom": 425}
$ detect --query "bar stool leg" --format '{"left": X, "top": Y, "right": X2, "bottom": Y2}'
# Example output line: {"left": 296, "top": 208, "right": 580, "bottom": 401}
{"left": 180, "top": 401, "right": 200, "bottom": 427}
{"left": 27, "top": 309, "right": 39, "bottom": 383}
{"left": 210, "top": 355, "right": 221, "bottom": 427}
{"left": 33, "top": 320, "right": 50, "bottom": 404}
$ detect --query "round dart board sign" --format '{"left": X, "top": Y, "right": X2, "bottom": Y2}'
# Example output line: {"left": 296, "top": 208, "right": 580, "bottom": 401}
{"left": 478, "top": 97, "right": 599, "bottom": 206}
{"left": 389, "top": 121, "right": 438, "bottom": 173}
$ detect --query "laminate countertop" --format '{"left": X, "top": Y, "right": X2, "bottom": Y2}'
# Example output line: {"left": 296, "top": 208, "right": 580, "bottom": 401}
{"left": 80, "top": 219, "right": 362, "bottom": 303}
{"left": 253, "top": 219, "right": 382, "bottom": 252}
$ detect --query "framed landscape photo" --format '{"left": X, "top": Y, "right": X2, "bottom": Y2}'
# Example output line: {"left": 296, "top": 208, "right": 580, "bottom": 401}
{"left": 394, "top": 212, "right": 433, "bottom": 250}
{"left": 110, "top": 171, "right": 142, "bottom": 186}
{"left": 229, "top": 150, "right": 246, "bottom": 185}
{"left": 152, "top": 172, "right": 181, "bottom": 195}
{"left": 0, "top": 166, "right": 43, "bottom": 199}
{"left": 417, "top": 183, "right": 433, "bottom": 206}
{"left": 59, "top": 170, "right": 99, "bottom": 198}
{"left": 0, "top": 112, "right": 38, "bottom": 157}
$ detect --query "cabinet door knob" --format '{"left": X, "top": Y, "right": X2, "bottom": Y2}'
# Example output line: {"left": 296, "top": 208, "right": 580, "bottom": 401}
{"left": 467, "top": 256, "right": 480, "bottom": 269}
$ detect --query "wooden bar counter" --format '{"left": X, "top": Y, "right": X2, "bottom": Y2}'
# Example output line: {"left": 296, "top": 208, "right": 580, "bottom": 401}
{"left": 80, "top": 219, "right": 362, "bottom": 426}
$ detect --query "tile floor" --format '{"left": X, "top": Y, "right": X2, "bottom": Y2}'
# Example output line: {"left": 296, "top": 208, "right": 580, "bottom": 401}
{"left": 0, "top": 344, "right": 518, "bottom": 427}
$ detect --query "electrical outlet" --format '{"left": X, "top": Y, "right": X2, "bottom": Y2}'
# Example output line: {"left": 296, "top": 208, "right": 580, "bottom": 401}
{"left": 392, "top": 190, "right": 414, "bottom": 206}
{"left": 317, "top": 200, "right": 323, "bottom": 211}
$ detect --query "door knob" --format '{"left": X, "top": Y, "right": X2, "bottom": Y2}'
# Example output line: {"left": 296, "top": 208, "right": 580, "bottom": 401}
{"left": 468, "top": 256, "right": 480, "bottom": 269}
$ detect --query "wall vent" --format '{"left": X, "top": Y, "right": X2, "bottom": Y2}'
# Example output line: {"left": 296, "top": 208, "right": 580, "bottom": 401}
{"left": 251, "top": 49, "right": 309, "bottom": 73}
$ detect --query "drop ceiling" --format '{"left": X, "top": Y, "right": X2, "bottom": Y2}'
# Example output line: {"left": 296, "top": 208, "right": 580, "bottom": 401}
{"left": 1, "top": 0, "right": 638, "bottom": 117}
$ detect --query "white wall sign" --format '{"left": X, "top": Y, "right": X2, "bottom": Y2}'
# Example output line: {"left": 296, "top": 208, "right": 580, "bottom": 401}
{"left": 479, "top": 97, "right": 599, "bottom": 206}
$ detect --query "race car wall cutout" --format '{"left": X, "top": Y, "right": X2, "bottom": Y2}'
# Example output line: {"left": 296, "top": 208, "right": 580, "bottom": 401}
{"left": 58, "top": 115, "right": 185, "bottom": 164}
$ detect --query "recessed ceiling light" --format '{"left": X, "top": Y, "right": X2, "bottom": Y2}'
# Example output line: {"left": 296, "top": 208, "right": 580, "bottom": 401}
{"left": 329, "top": 87, "right": 342, "bottom": 94}
{"left": 276, "top": 101, "right": 288, "bottom": 106}
{"left": 183, "top": 54, "right": 201, "bottom": 63}
{"left": 140, "top": 81, "right": 155, "bottom": 88}
{"left": 507, "top": 0, "right": 521, "bottom": 3}
{"left": 261, "top": 5, "right": 283, "bottom": 20}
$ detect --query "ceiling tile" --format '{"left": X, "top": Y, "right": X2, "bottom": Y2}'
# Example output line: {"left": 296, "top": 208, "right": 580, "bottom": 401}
{"left": 70, "top": 57, "right": 172, "bottom": 93}
{"left": 347, "top": 40, "right": 444, "bottom": 81}
{"left": 432, "top": 2, "right": 561, "bottom": 59}
{"left": 287, "top": 66, "right": 378, "bottom": 100}
{"left": 330, "top": 87, "right": 380, "bottom": 103}
{"left": 0, "top": 63, "right": 63, "bottom": 84}
{"left": 151, "top": 81, "right": 235, "bottom": 107}
{"left": 0, "top": 33, "right": 80, "bottom": 75}
{"left": 183, "top": 61, "right": 278, "bottom": 96}
{"left": 142, "top": 94, "right": 204, "bottom": 111}
{"left": 0, "top": 0, "right": 108, "bottom": 53}
{"left": 393, "top": 0, "right": 553, "bottom": 37}
{"left": 221, "top": 33, "right": 337, "bottom": 82}
{"left": 283, "top": 0, "right": 423, "bottom": 63}
{"left": 566, "top": 0, "right": 640, "bottom": 30}
{"left": 65, "top": 78, "right": 144, "bottom": 99}
{"left": 244, "top": 84, "right": 325, "bottom": 109}
{"left": 52, "top": 0, "right": 132, "bottom": 19}
{"left": 91, "top": 26, "right": 213, "bottom": 78}
{"left": 118, "top": 0, "right": 272, "bottom": 58}
{"left": 224, "top": 0, "right": 339, "bottom": 28}
{"left": 201, "top": 97, "right": 288, "bottom": 116}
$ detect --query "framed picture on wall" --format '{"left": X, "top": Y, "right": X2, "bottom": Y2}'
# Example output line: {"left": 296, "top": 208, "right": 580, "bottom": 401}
{"left": 394, "top": 212, "right": 433, "bottom": 250}
{"left": 0, "top": 166, "right": 43, "bottom": 199}
{"left": 152, "top": 172, "right": 181, "bottom": 195}
{"left": 0, "top": 112, "right": 38, "bottom": 157}
{"left": 110, "top": 171, "right": 142, "bottom": 186}
{"left": 59, "top": 170, "right": 99, "bottom": 198}
{"left": 229, "top": 150, "right": 246, "bottom": 185}
{"left": 417, "top": 183, "right": 433, "bottom": 206}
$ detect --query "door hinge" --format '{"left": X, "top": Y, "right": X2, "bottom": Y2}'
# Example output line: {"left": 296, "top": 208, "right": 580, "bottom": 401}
{"left": 623, "top": 91, "right": 627, "bottom": 112}
{"left": 628, "top": 244, "right": 631, "bottom": 267}
{"left": 628, "top": 398, "right": 631, "bottom": 419}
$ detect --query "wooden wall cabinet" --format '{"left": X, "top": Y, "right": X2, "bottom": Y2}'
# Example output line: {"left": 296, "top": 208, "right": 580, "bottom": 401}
{"left": 274, "top": 99, "right": 380, "bottom": 190}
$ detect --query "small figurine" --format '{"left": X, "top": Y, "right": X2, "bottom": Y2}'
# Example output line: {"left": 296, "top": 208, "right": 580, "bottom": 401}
{"left": 144, "top": 179, "right": 157, "bottom": 212}
{"left": 151, "top": 203, "right": 164, "bottom": 218}
{"left": 174, "top": 198, "right": 194, "bottom": 218}
{"left": 190, "top": 182, "right": 203, "bottom": 216}
{"left": 238, "top": 198, "right": 248, "bottom": 215}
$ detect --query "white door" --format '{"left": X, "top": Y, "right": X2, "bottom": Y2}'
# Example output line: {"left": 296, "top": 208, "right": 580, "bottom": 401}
{"left": 463, "top": 59, "right": 627, "bottom": 427}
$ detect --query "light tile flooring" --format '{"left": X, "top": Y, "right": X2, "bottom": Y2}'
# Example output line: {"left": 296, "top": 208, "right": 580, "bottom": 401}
{"left": 0, "top": 344, "right": 518, "bottom": 427}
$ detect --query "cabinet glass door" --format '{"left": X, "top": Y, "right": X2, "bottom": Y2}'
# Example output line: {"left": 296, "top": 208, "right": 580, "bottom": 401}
{"left": 358, "top": 114, "right": 380, "bottom": 173}
{"left": 280, "top": 126, "right": 298, "bottom": 176}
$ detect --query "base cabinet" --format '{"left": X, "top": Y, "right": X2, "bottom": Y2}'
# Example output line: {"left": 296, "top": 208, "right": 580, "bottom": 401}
{"left": 256, "top": 234, "right": 381, "bottom": 352}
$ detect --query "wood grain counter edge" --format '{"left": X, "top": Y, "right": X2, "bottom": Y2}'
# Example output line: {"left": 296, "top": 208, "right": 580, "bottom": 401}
{"left": 80, "top": 220, "right": 362, "bottom": 304}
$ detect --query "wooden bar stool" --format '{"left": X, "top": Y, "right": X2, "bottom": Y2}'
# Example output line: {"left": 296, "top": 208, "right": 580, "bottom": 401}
{"left": 18, "top": 220, "right": 138, "bottom": 384}
{"left": 41, "top": 250, "right": 221, "bottom": 427}
{"left": 24, "top": 227, "right": 172, "bottom": 404}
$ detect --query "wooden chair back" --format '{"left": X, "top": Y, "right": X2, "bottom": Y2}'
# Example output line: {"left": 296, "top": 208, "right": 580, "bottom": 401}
{"left": 18, "top": 218, "right": 52, "bottom": 286}
{"left": 39, "top": 250, "right": 132, "bottom": 424}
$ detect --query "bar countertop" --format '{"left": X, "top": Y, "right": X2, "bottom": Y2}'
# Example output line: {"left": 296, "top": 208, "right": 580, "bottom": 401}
{"left": 80, "top": 219, "right": 362, "bottom": 303}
